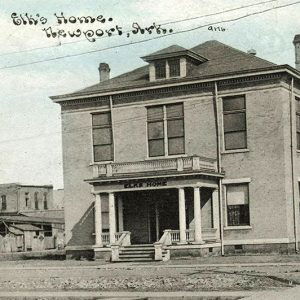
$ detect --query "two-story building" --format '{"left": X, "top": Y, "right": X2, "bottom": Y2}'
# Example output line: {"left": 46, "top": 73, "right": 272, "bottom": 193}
{"left": 51, "top": 38, "right": 300, "bottom": 261}
{"left": 0, "top": 183, "right": 64, "bottom": 251}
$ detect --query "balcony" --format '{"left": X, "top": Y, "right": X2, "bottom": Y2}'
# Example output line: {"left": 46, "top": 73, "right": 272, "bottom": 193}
{"left": 92, "top": 155, "right": 218, "bottom": 178}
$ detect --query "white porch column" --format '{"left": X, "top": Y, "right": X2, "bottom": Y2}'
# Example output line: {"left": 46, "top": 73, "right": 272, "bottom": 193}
{"left": 117, "top": 194, "right": 124, "bottom": 232}
{"left": 193, "top": 187, "right": 203, "bottom": 243}
{"left": 212, "top": 189, "right": 220, "bottom": 238}
{"left": 94, "top": 194, "right": 102, "bottom": 247}
{"left": 109, "top": 192, "right": 116, "bottom": 244}
{"left": 178, "top": 187, "right": 187, "bottom": 244}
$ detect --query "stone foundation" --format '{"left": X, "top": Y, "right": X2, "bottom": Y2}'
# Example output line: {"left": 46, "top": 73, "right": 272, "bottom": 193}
{"left": 94, "top": 249, "right": 111, "bottom": 262}
{"left": 170, "top": 245, "right": 221, "bottom": 258}
{"left": 66, "top": 249, "right": 94, "bottom": 260}
{"left": 224, "top": 243, "right": 297, "bottom": 255}
{"left": 65, "top": 242, "right": 300, "bottom": 261}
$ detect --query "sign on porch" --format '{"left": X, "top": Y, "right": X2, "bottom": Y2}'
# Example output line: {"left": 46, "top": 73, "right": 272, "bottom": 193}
{"left": 124, "top": 179, "right": 167, "bottom": 189}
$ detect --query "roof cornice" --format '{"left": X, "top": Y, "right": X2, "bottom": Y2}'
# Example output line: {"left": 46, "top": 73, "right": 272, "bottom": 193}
{"left": 50, "top": 65, "right": 300, "bottom": 103}
{"left": 141, "top": 49, "right": 208, "bottom": 64}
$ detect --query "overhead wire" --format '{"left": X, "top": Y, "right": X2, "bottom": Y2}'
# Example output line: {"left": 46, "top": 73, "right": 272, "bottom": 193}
{"left": 0, "top": 0, "right": 299, "bottom": 70}
{"left": 0, "top": 0, "right": 278, "bottom": 58}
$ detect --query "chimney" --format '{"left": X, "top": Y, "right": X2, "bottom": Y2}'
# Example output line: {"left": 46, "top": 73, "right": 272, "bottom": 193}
{"left": 247, "top": 49, "right": 257, "bottom": 56}
{"left": 98, "top": 63, "right": 110, "bottom": 82}
{"left": 293, "top": 35, "right": 300, "bottom": 71}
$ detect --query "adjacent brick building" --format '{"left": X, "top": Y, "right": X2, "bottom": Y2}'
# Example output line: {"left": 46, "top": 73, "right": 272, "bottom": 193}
{"left": 0, "top": 183, "right": 64, "bottom": 251}
{"left": 51, "top": 38, "right": 300, "bottom": 261}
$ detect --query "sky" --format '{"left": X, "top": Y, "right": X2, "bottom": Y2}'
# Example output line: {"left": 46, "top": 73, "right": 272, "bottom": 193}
{"left": 0, "top": 0, "right": 299, "bottom": 189}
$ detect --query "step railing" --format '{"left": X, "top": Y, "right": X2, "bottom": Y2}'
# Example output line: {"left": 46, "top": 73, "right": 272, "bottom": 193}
{"left": 154, "top": 229, "right": 172, "bottom": 261}
{"left": 100, "top": 232, "right": 123, "bottom": 246}
{"left": 169, "top": 228, "right": 217, "bottom": 243}
{"left": 111, "top": 231, "right": 131, "bottom": 262}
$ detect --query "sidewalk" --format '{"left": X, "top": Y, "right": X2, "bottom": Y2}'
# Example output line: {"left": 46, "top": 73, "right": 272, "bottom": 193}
{"left": 0, "top": 288, "right": 297, "bottom": 299}
{"left": 0, "top": 290, "right": 259, "bottom": 299}
{"left": 1, "top": 254, "right": 300, "bottom": 270}
{"left": 244, "top": 284, "right": 300, "bottom": 299}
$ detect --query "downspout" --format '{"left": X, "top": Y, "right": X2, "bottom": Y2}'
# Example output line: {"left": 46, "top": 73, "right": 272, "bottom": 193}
{"left": 109, "top": 95, "right": 115, "bottom": 161}
{"left": 214, "top": 81, "right": 225, "bottom": 256}
{"left": 290, "top": 77, "right": 299, "bottom": 253}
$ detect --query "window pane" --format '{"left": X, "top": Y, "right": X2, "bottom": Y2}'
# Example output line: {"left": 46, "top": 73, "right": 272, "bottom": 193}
{"left": 94, "top": 145, "right": 113, "bottom": 161}
{"left": 149, "top": 139, "right": 164, "bottom": 157}
{"left": 166, "top": 103, "right": 183, "bottom": 119}
{"left": 297, "top": 115, "right": 300, "bottom": 131}
{"left": 92, "top": 113, "right": 111, "bottom": 126}
{"left": 168, "top": 137, "right": 185, "bottom": 155}
{"left": 167, "top": 119, "right": 184, "bottom": 137}
{"left": 169, "top": 58, "right": 180, "bottom": 77}
{"left": 147, "top": 106, "right": 164, "bottom": 121}
{"left": 223, "top": 96, "right": 245, "bottom": 111}
{"left": 224, "top": 131, "right": 247, "bottom": 150}
{"left": 296, "top": 98, "right": 300, "bottom": 113}
{"left": 227, "top": 184, "right": 249, "bottom": 205}
{"left": 223, "top": 112, "right": 246, "bottom": 132}
{"left": 93, "top": 128, "right": 112, "bottom": 145}
{"left": 148, "top": 121, "right": 164, "bottom": 139}
{"left": 155, "top": 61, "right": 166, "bottom": 79}
{"left": 227, "top": 205, "right": 249, "bottom": 226}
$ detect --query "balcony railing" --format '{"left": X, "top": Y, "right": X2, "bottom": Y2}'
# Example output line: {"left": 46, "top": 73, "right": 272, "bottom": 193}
{"left": 92, "top": 155, "right": 217, "bottom": 178}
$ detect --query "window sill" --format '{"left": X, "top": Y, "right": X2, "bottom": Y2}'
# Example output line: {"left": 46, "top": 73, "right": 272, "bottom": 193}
{"left": 145, "top": 154, "right": 188, "bottom": 160}
{"left": 154, "top": 76, "right": 183, "bottom": 81}
{"left": 89, "top": 161, "right": 114, "bottom": 166}
{"left": 221, "top": 149, "right": 250, "bottom": 155}
{"left": 224, "top": 226, "right": 252, "bottom": 230}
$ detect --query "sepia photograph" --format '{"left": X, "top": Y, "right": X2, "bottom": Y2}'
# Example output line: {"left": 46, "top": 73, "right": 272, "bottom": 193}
{"left": 0, "top": 0, "right": 300, "bottom": 299}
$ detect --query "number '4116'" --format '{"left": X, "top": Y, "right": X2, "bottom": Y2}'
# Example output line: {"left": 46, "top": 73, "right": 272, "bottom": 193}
{"left": 208, "top": 26, "right": 226, "bottom": 32}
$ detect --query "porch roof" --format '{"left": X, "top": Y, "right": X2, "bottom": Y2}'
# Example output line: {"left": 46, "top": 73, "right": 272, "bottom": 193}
{"left": 10, "top": 224, "right": 42, "bottom": 232}
{"left": 85, "top": 169, "right": 223, "bottom": 185}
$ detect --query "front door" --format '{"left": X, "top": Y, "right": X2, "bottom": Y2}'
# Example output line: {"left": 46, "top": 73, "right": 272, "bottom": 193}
{"left": 148, "top": 189, "right": 179, "bottom": 242}
{"left": 123, "top": 189, "right": 179, "bottom": 244}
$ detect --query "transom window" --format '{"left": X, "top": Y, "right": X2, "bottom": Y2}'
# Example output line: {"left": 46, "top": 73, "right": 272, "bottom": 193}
{"left": 223, "top": 95, "right": 247, "bottom": 151}
{"left": 147, "top": 103, "right": 185, "bottom": 157}
{"left": 296, "top": 97, "right": 300, "bottom": 150}
{"left": 92, "top": 112, "right": 114, "bottom": 162}
{"left": 226, "top": 183, "right": 250, "bottom": 226}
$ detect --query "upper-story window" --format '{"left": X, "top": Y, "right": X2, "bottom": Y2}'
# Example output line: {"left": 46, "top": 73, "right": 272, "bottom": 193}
{"left": 25, "top": 192, "right": 29, "bottom": 208}
{"left": 92, "top": 112, "right": 113, "bottom": 162}
{"left": 43, "top": 193, "right": 48, "bottom": 210}
{"left": 155, "top": 61, "right": 166, "bottom": 79}
{"left": 147, "top": 103, "right": 185, "bottom": 157}
{"left": 154, "top": 59, "right": 181, "bottom": 80}
{"left": 223, "top": 95, "right": 247, "bottom": 151}
{"left": 296, "top": 97, "right": 300, "bottom": 150}
{"left": 1, "top": 195, "right": 6, "bottom": 211}
{"left": 34, "top": 192, "right": 39, "bottom": 210}
{"left": 169, "top": 58, "right": 180, "bottom": 77}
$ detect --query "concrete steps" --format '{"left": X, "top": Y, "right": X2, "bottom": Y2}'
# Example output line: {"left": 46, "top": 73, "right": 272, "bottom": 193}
{"left": 118, "top": 244, "right": 168, "bottom": 262}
